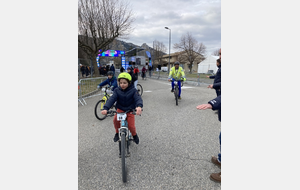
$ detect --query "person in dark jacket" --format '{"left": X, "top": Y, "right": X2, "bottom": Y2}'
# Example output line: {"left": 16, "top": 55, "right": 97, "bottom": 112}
{"left": 98, "top": 66, "right": 102, "bottom": 75}
{"left": 148, "top": 65, "right": 152, "bottom": 78}
{"left": 80, "top": 64, "right": 85, "bottom": 77}
{"left": 120, "top": 66, "right": 124, "bottom": 73}
{"left": 127, "top": 67, "right": 137, "bottom": 89}
{"left": 207, "top": 58, "right": 221, "bottom": 96}
{"left": 197, "top": 95, "right": 221, "bottom": 183}
{"left": 105, "top": 65, "right": 110, "bottom": 76}
{"left": 97, "top": 71, "right": 118, "bottom": 91}
{"left": 85, "top": 66, "right": 90, "bottom": 77}
{"left": 110, "top": 64, "right": 115, "bottom": 76}
{"left": 101, "top": 72, "right": 143, "bottom": 145}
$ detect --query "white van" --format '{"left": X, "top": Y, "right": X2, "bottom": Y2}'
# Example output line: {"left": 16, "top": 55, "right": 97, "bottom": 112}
{"left": 161, "top": 67, "right": 168, "bottom": 72}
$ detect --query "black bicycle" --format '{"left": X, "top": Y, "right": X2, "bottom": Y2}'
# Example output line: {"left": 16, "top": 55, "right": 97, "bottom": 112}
{"left": 106, "top": 109, "right": 141, "bottom": 182}
{"left": 94, "top": 86, "right": 115, "bottom": 120}
{"left": 171, "top": 79, "right": 183, "bottom": 106}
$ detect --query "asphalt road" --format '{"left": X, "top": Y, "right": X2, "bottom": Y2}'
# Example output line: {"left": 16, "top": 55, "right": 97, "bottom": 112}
{"left": 78, "top": 78, "right": 221, "bottom": 190}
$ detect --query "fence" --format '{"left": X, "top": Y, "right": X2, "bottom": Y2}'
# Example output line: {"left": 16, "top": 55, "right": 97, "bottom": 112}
{"left": 78, "top": 71, "right": 214, "bottom": 106}
{"left": 150, "top": 70, "right": 213, "bottom": 86}
{"left": 78, "top": 77, "right": 107, "bottom": 106}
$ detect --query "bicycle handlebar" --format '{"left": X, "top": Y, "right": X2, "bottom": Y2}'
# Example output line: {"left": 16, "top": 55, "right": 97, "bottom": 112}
{"left": 106, "top": 108, "right": 143, "bottom": 116}
{"left": 169, "top": 79, "right": 184, "bottom": 82}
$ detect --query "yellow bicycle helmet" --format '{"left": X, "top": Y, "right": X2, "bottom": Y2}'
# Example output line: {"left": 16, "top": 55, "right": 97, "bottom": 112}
{"left": 118, "top": 72, "right": 132, "bottom": 82}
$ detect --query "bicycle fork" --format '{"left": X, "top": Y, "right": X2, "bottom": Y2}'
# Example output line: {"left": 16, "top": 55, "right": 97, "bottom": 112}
{"left": 118, "top": 122, "right": 131, "bottom": 157}
{"left": 174, "top": 86, "right": 179, "bottom": 98}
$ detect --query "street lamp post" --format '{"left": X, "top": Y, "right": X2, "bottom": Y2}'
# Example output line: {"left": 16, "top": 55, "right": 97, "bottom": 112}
{"left": 165, "top": 27, "right": 171, "bottom": 73}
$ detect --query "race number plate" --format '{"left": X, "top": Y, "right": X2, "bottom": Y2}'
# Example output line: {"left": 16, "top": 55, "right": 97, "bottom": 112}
{"left": 117, "top": 113, "right": 127, "bottom": 121}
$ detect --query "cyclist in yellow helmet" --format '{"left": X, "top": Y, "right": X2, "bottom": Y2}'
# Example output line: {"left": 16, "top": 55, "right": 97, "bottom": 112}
{"left": 101, "top": 72, "right": 143, "bottom": 144}
{"left": 168, "top": 61, "right": 186, "bottom": 99}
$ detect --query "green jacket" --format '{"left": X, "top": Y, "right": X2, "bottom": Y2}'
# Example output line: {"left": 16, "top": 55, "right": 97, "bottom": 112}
{"left": 168, "top": 66, "right": 186, "bottom": 81}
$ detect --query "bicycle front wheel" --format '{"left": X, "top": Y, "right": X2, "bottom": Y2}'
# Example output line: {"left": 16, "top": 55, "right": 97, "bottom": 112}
{"left": 121, "top": 133, "right": 127, "bottom": 182}
{"left": 94, "top": 100, "right": 107, "bottom": 120}
{"left": 137, "top": 84, "right": 143, "bottom": 96}
{"left": 175, "top": 87, "right": 178, "bottom": 106}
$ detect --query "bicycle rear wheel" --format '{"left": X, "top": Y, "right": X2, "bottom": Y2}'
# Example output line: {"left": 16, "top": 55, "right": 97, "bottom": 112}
{"left": 137, "top": 84, "right": 143, "bottom": 96}
{"left": 94, "top": 100, "right": 107, "bottom": 120}
{"left": 121, "top": 133, "right": 127, "bottom": 182}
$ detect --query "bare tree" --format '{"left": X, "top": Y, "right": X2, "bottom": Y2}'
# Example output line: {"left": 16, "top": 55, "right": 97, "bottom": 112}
{"left": 212, "top": 49, "right": 220, "bottom": 56}
{"left": 153, "top": 40, "right": 167, "bottom": 66}
{"left": 78, "top": 0, "right": 135, "bottom": 73}
{"left": 173, "top": 32, "right": 206, "bottom": 73}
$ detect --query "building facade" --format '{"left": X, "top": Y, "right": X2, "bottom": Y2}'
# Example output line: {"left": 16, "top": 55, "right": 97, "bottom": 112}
{"left": 153, "top": 51, "right": 204, "bottom": 73}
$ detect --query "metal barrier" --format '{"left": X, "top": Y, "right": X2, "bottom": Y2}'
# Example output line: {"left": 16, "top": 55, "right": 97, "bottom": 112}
{"left": 151, "top": 71, "right": 204, "bottom": 86}
{"left": 78, "top": 84, "right": 87, "bottom": 106}
{"left": 78, "top": 77, "right": 107, "bottom": 106}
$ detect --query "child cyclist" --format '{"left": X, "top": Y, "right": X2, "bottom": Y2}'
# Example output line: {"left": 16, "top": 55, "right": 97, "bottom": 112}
{"left": 101, "top": 72, "right": 143, "bottom": 144}
{"left": 97, "top": 71, "right": 117, "bottom": 91}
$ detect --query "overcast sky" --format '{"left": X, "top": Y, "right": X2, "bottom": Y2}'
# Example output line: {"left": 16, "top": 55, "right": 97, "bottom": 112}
{"left": 122, "top": 0, "right": 221, "bottom": 56}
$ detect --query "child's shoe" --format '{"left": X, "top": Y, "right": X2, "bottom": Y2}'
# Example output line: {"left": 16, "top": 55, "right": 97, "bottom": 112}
{"left": 113, "top": 133, "right": 119, "bottom": 142}
{"left": 133, "top": 134, "right": 139, "bottom": 144}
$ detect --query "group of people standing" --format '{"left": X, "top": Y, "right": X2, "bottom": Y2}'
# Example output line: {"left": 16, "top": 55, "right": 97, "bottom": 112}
{"left": 120, "top": 64, "right": 153, "bottom": 80}
{"left": 98, "top": 64, "right": 115, "bottom": 76}
{"left": 80, "top": 64, "right": 93, "bottom": 78}
{"left": 197, "top": 48, "right": 221, "bottom": 183}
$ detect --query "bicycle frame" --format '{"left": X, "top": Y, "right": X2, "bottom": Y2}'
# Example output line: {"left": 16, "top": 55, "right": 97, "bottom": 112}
{"left": 117, "top": 111, "right": 132, "bottom": 141}
{"left": 100, "top": 86, "right": 113, "bottom": 108}
{"left": 171, "top": 79, "right": 181, "bottom": 93}
{"left": 170, "top": 79, "right": 182, "bottom": 106}
{"left": 106, "top": 109, "right": 140, "bottom": 182}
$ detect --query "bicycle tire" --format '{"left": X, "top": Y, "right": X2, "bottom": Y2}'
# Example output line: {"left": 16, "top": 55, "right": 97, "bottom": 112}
{"left": 137, "top": 84, "right": 143, "bottom": 96}
{"left": 121, "top": 133, "right": 127, "bottom": 182}
{"left": 94, "top": 100, "right": 107, "bottom": 120}
{"left": 175, "top": 87, "right": 178, "bottom": 106}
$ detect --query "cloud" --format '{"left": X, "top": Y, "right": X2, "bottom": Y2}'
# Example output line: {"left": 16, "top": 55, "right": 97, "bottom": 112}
{"left": 122, "top": 0, "right": 221, "bottom": 55}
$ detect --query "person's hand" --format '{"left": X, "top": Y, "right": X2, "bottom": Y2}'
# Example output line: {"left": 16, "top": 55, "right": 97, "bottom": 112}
{"left": 97, "top": 85, "right": 101, "bottom": 89}
{"left": 207, "top": 84, "right": 213, "bottom": 89}
{"left": 168, "top": 79, "right": 171, "bottom": 82}
{"left": 136, "top": 107, "right": 142, "bottom": 115}
{"left": 196, "top": 104, "right": 212, "bottom": 110}
{"left": 101, "top": 110, "right": 107, "bottom": 115}
{"left": 206, "top": 76, "right": 210, "bottom": 78}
